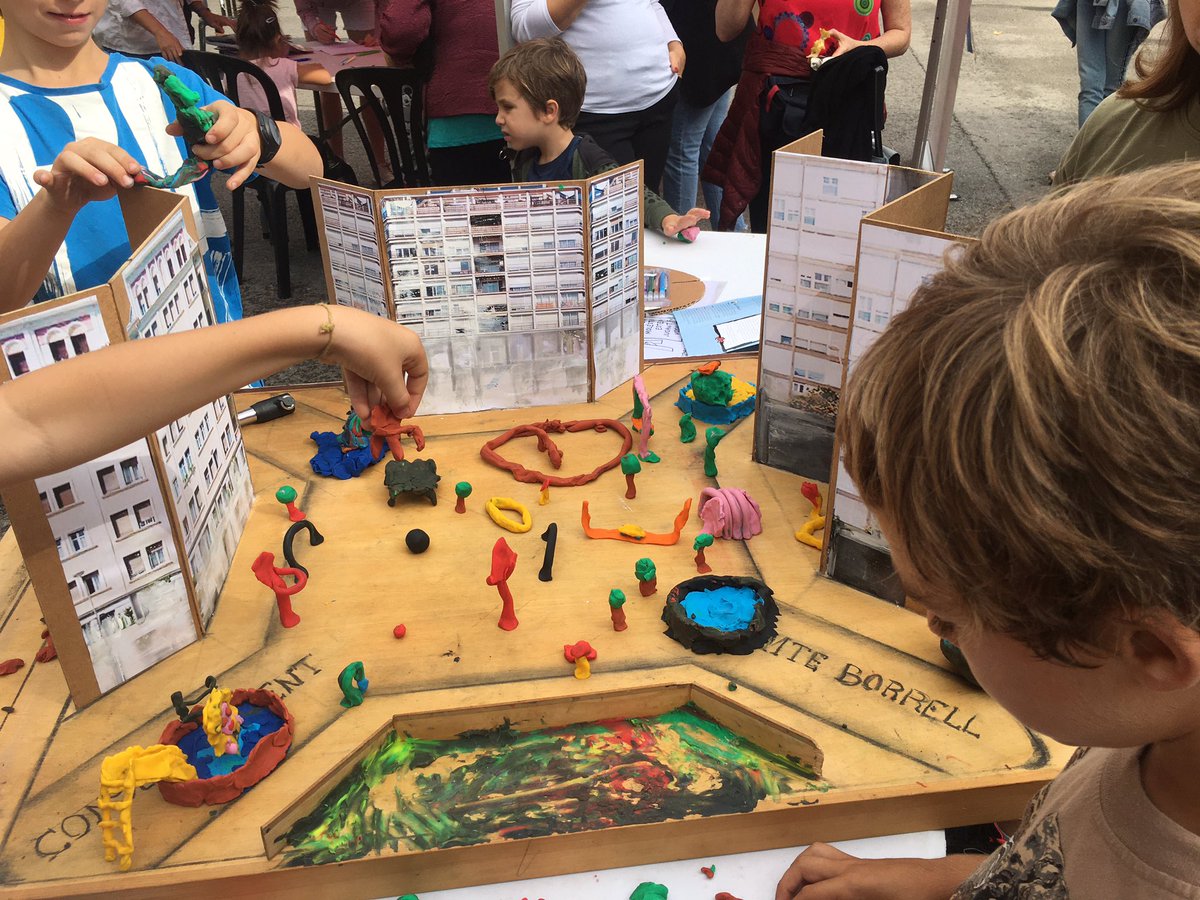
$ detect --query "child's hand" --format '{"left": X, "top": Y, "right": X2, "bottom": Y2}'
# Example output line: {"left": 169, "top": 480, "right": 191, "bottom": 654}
{"left": 311, "top": 22, "right": 340, "bottom": 43}
{"left": 167, "top": 101, "right": 258, "bottom": 190}
{"left": 661, "top": 207, "right": 710, "bottom": 241}
{"left": 775, "top": 844, "right": 975, "bottom": 900}
{"left": 33, "top": 139, "right": 142, "bottom": 213}
{"left": 322, "top": 306, "right": 429, "bottom": 421}
{"left": 361, "top": 33, "right": 380, "bottom": 48}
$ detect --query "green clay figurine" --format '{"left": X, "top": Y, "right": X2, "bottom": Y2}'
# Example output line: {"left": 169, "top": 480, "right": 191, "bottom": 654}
{"left": 635, "top": 557, "right": 657, "bottom": 596}
{"left": 139, "top": 65, "right": 216, "bottom": 189}
{"left": 338, "top": 661, "right": 369, "bottom": 708}
{"left": 678, "top": 412, "right": 696, "bottom": 443}
{"left": 621, "top": 452, "right": 642, "bottom": 499}
{"left": 454, "top": 481, "right": 473, "bottom": 514}
{"left": 703, "top": 426, "right": 726, "bottom": 477}
{"left": 609, "top": 588, "right": 628, "bottom": 631}
{"left": 631, "top": 883, "right": 669, "bottom": 900}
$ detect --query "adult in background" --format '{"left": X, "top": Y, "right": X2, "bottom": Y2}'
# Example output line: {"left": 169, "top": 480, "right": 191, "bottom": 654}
{"left": 95, "top": 1, "right": 234, "bottom": 61}
{"left": 511, "top": 0, "right": 684, "bottom": 189}
{"left": 661, "top": 0, "right": 751, "bottom": 229}
{"left": 1051, "top": 0, "right": 1165, "bottom": 127}
{"left": 379, "top": 0, "right": 509, "bottom": 186}
{"left": 294, "top": 0, "right": 382, "bottom": 163}
{"left": 1055, "top": 0, "right": 1200, "bottom": 183}
{"left": 704, "top": 0, "right": 911, "bottom": 233}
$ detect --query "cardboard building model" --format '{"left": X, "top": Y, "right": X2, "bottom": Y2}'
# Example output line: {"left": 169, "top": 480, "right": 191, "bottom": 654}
{"left": 312, "top": 163, "right": 645, "bottom": 415}
{"left": 752, "top": 134, "right": 965, "bottom": 602}
{"left": 0, "top": 190, "right": 254, "bottom": 707}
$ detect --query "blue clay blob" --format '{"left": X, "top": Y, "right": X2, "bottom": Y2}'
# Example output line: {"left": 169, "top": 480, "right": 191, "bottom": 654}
{"left": 309, "top": 431, "right": 386, "bottom": 479}
{"left": 178, "top": 705, "right": 286, "bottom": 779}
{"left": 680, "top": 586, "right": 761, "bottom": 632}
{"left": 675, "top": 385, "right": 757, "bottom": 425}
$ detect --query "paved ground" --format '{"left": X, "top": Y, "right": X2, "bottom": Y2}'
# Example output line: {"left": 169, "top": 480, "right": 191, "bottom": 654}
{"left": 0, "top": 0, "right": 1081, "bottom": 535}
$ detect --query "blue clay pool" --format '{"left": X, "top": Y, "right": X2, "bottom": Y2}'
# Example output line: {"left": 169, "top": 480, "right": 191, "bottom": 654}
{"left": 680, "top": 586, "right": 761, "bottom": 632}
{"left": 177, "top": 705, "right": 286, "bottom": 778}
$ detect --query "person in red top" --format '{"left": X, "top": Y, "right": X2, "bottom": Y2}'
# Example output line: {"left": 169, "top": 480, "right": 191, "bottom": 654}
{"left": 705, "top": 0, "right": 910, "bottom": 231}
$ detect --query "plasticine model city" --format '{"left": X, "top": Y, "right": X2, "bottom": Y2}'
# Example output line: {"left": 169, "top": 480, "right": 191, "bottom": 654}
{"left": 0, "top": 139, "right": 983, "bottom": 898}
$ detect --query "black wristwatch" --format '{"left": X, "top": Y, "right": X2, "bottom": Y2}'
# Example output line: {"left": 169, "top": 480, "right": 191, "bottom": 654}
{"left": 253, "top": 110, "right": 282, "bottom": 168}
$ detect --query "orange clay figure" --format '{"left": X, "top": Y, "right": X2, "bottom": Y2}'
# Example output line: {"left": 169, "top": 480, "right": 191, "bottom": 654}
{"left": 694, "top": 532, "right": 715, "bottom": 573}
{"left": 580, "top": 498, "right": 693, "bottom": 545}
{"left": 366, "top": 404, "right": 426, "bottom": 461}
{"left": 539, "top": 477, "right": 551, "bottom": 506}
{"left": 251, "top": 551, "right": 308, "bottom": 628}
{"left": 609, "top": 589, "right": 628, "bottom": 632}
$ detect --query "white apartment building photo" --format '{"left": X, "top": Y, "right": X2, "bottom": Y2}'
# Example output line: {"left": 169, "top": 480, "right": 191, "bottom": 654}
{"left": 124, "top": 216, "right": 255, "bottom": 627}
{"left": 762, "top": 154, "right": 892, "bottom": 416}
{"left": 831, "top": 222, "right": 961, "bottom": 541}
{"left": 1, "top": 296, "right": 198, "bottom": 693}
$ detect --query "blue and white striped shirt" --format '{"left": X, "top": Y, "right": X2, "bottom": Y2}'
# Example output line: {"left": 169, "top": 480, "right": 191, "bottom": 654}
{"left": 0, "top": 54, "right": 242, "bottom": 322}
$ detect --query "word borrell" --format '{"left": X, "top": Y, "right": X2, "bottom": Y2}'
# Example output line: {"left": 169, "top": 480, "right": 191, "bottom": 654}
{"left": 835, "top": 662, "right": 982, "bottom": 739}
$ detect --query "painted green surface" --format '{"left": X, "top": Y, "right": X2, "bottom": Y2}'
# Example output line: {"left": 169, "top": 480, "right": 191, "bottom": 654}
{"left": 280, "top": 704, "right": 827, "bottom": 867}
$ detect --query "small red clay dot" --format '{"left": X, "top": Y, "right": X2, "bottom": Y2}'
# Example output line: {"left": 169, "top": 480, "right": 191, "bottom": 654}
{"left": 393, "top": 624, "right": 407, "bottom": 639}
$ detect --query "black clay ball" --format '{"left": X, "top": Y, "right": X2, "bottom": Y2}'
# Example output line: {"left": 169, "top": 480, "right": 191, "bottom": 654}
{"left": 405, "top": 528, "right": 430, "bottom": 554}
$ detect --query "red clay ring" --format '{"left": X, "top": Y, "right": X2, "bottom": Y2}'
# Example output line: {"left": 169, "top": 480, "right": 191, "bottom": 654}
{"left": 481, "top": 419, "right": 634, "bottom": 487}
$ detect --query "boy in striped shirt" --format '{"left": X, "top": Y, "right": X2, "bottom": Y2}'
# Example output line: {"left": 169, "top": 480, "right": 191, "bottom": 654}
{"left": 0, "top": 0, "right": 321, "bottom": 320}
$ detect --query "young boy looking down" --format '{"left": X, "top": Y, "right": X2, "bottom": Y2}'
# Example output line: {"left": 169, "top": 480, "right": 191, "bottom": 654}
{"left": 775, "top": 162, "right": 1200, "bottom": 898}
{"left": 0, "top": 0, "right": 321, "bottom": 319}
{"left": 490, "top": 38, "right": 709, "bottom": 241}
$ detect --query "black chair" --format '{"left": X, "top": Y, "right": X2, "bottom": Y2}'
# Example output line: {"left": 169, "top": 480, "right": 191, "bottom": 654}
{"left": 181, "top": 49, "right": 318, "bottom": 300}
{"left": 335, "top": 66, "right": 432, "bottom": 189}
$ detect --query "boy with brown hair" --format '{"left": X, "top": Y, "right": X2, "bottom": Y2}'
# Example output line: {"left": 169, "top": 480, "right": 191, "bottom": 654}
{"left": 775, "top": 162, "right": 1200, "bottom": 898}
{"left": 490, "top": 37, "right": 709, "bottom": 241}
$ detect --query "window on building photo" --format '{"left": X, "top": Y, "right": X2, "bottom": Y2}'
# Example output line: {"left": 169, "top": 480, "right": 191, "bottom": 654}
{"left": 52, "top": 483, "right": 75, "bottom": 508}
{"left": 124, "top": 551, "right": 146, "bottom": 579}
{"left": 120, "top": 457, "right": 142, "bottom": 485}
{"left": 49, "top": 338, "right": 69, "bottom": 361}
{"left": 39, "top": 492, "right": 50, "bottom": 514}
{"left": 81, "top": 570, "right": 104, "bottom": 595}
{"left": 67, "top": 579, "right": 81, "bottom": 601}
{"left": 68, "top": 527, "right": 88, "bottom": 552}
{"left": 70, "top": 332, "right": 90, "bottom": 356}
{"left": 111, "top": 509, "right": 131, "bottom": 539}
{"left": 134, "top": 500, "right": 156, "bottom": 528}
{"left": 146, "top": 541, "right": 166, "bottom": 569}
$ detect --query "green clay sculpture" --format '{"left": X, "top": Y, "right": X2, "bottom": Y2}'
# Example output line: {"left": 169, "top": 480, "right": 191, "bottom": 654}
{"left": 691, "top": 367, "right": 734, "bottom": 407}
{"left": 679, "top": 412, "right": 696, "bottom": 443}
{"left": 138, "top": 65, "right": 216, "bottom": 189}
{"left": 454, "top": 481, "right": 473, "bottom": 514}
{"left": 635, "top": 557, "right": 657, "bottom": 596}
{"left": 631, "top": 883, "right": 669, "bottom": 900}
{"left": 621, "top": 453, "right": 642, "bottom": 500}
{"left": 338, "top": 661, "right": 369, "bottom": 708}
{"left": 703, "top": 426, "right": 726, "bottom": 477}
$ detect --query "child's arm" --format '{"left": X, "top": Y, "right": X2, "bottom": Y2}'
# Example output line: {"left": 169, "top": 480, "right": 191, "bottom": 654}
{"left": 643, "top": 186, "right": 710, "bottom": 241}
{"left": 297, "top": 62, "right": 334, "bottom": 86}
{"left": 0, "top": 305, "right": 428, "bottom": 486}
{"left": 168, "top": 101, "right": 322, "bottom": 191}
{"left": 186, "top": 1, "right": 237, "bottom": 34}
{"left": 0, "top": 139, "right": 144, "bottom": 313}
{"left": 774, "top": 844, "right": 984, "bottom": 900}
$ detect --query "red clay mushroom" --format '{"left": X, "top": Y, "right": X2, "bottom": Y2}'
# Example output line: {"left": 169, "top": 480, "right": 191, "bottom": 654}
{"left": 564, "top": 640, "right": 597, "bottom": 679}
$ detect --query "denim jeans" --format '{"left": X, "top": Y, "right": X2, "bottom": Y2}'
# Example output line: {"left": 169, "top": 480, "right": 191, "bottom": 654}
{"left": 662, "top": 87, "right": 746, "bottom": 231}
{"left": 1076, "top": 0, "right": 1135, "bottom": 125}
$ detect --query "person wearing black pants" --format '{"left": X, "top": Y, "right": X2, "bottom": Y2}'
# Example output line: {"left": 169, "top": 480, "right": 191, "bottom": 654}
{"left": 574, "top": 81, "right": 679, "bottom": 190}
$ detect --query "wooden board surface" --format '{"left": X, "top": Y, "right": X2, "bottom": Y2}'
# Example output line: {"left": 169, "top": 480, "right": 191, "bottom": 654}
{"left": 0, "top": 360, "right": 1067, "bottom": 898}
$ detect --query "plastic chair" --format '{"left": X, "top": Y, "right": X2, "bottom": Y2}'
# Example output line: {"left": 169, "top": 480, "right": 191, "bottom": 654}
{"left": 181, "top": 50, "right": 318, "bottom": 300}
{"left": 335, "top": 67, "right": 432, "bottom": 189}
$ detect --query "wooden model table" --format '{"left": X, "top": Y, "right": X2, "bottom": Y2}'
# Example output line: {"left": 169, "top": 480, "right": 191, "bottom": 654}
{"left": 0, "top": 360, "right": 1067, "bottom": 899}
